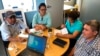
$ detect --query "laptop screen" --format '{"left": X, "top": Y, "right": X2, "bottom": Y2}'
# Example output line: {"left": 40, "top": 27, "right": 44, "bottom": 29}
{"left": 27, "top": 34, "right": 47, "bottom": 54}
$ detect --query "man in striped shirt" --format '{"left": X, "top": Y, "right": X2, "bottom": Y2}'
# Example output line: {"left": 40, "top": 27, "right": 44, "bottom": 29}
{"left": 69, "top": 20, "right": 100, "bottom": 56}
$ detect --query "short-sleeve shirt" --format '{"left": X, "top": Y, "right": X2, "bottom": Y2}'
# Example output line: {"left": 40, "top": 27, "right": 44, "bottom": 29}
{"left": 74, "top": 35, "right": 100, "bottom": 56}
{"left": 65, "top": 19, "right": 83, "bottom": 39}
{"left": 0, "top": 19, "right": 27, "bottom": 41}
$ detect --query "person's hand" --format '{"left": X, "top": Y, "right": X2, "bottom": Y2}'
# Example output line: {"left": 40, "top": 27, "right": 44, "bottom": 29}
{"left": 56, "top": 33, "right": 62, "bottom": 37}
{"left": 39, "top": 24, "right": 47, "bottom": 31}
{"left": 61, "top": 24, "right": 65, "bottom": 29}
{"left": 9, "top": 37, "right": 19, "bottom": 42}
{"left": 9, "top": 36, "right": 26, "bottom": 42}
{"left": 17, "top": 38, "right": 26, "bottom": 42}
{"left": 25, "top": 28, "right": 30, "bottom": 34}
{"left": 34, "top": 24, "right": 47, "bottom": 31}
{"left": 34, "top": 24, "right": 41, "bottom": 31}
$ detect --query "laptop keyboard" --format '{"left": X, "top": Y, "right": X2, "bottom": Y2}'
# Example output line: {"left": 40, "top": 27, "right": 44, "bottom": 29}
{"left": 17, "top": 49, "right": 43, "bottom": 56}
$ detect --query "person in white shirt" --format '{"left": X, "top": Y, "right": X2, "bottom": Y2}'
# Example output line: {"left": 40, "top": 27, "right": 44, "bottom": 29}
{"left": 0, "top": 10, "right": 28, "bottom": 48}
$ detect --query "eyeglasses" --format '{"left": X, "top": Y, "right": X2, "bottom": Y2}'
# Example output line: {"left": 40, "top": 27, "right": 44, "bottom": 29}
{"left": 40, "top": 9, "right": 46, "bottom": 11}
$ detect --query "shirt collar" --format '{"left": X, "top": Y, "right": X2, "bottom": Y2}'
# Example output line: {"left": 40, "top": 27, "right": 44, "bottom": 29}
{"left": 85, "top": 35, "right": 99, "bottom": 45}
{"left": 38, "top": 12, "right": 47, "bottom": 18}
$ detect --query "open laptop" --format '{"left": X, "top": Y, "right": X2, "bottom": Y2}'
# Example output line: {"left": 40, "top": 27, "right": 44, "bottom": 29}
{"left": 17, "top": 34, "right": 47, "bottom": 56}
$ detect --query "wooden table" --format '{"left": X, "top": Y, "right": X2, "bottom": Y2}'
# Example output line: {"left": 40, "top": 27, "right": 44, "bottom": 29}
{"left": 8, "top": 28, "right": 70, "bottom": 56}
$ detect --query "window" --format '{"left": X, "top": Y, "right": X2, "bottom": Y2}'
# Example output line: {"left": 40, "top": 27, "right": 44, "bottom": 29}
{"left": 2, "top": 0, "right": 35, "bottom": 12}
{"left": 64, "top": 0, "right": 71, "bottom": 2}
{"left": 2, "top": 0, "right": 46, "bottom": 12}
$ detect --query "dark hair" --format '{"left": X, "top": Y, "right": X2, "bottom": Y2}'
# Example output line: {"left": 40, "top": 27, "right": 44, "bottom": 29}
{"left": 85, "top": 20, "right": 100, "bottom": 35}
{"left": 68, "top": 10, "right": 80, "bottom": 21}
{"left": 38, "top": 3, "right": 46, "bottom": 9}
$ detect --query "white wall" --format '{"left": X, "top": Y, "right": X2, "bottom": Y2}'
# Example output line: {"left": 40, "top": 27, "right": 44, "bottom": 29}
{"left": 76, "top": 0, "right": 82, "bottom": 11}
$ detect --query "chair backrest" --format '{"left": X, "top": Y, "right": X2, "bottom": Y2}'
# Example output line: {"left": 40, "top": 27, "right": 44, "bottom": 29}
{"left": 25, "top": 11, "right": 37, "bottom": 28}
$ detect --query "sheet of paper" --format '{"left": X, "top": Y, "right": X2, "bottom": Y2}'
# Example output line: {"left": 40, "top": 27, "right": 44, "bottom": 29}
{"left": 61, "top": 28, "right": 68, "bottom": 34}
{"left": 8, "top": 47, "right": 13, "bottom": 50}
{"left": 29, "top": 29, "right": 43, "bottom": 33}
{"left": 18, "top": 34, "right": 28, "bottom": 38}
{"left": 54, "top": 28, "right": 68, "bottom": 35}
{"left": 29, "top": 28, "right": 36, "bottom": 33}
{"left": 54, "top": 29, "right": 61, "bottom": 35}
{"left": 29, "top": 28, "right": 43, "bottom": 35}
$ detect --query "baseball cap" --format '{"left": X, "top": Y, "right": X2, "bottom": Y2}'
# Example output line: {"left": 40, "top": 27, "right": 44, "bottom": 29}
{"left": 5, "top": 11, "right": 16, "bottom": 18}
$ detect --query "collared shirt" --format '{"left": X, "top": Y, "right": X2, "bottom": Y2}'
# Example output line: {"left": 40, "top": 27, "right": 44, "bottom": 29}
{"left": 0, "top": 19, "right": 27, "bottom": 41}
{"left": 65, "top": 19, "right": 83, "bottom": 39}
{"left": 32, "top": 12, "right": 51, "bottom": 28}
{"left": 74, "top": 34, "right": 100, "bottom": 56}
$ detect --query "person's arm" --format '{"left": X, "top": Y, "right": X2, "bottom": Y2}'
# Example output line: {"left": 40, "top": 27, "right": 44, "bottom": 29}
{"left": 18, "top": 19, "right": 30, "bottom": 33}
{"left": 68, "top": 35, "right": 83, "bottom": 56}
{"left": 32, "top": 13, "right": 38, "bottom": 28}
{"left": 38, "top": 24, "right": 47, "bottom": 31}
{"left": 46, "top": 13, "right": 51, "bottom": 28}
{"left": 61, "top": 24, "right": 66, "bottom": 29}
{"left": 0, "top": 23, "right": 17, "bottom": 41}
{"left": 0, "top": 23, "right": 26, "bottom": 42}
{"left": 56, "top": 20, "right": 83, "bottom": 39}
{"left": 56, "top": 31, "right": 80, "bottom": 39}
{"left": 0, "top": 23, "right": 11, "bottom": 41}
{"left": 68, "top": 47, "right": 75, "bottom": 56}
{"left": 8, "top": 37, "right": 19, "bottom": 42}
{"left": 8, "top": 37, "right": 26, "bottom": 42}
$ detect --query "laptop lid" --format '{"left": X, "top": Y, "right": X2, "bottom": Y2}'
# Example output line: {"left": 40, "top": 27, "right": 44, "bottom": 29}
{"left": 27, "top": 34, "right": 47, "bottom": 54}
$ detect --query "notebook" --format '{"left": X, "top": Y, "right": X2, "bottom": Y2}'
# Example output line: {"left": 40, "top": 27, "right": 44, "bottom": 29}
{"left": 17, "top": 34, "right": 47, "bottom": 56}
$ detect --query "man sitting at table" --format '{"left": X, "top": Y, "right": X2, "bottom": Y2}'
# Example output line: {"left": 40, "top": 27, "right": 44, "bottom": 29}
{"left": 0, "top": 10, "right": 28, "bottom": 48}
{"left": 69, "top": 20, "right": 100, "bottom": 56}
{"left": 32, "top": 3, "right": 52, "bottom": 31}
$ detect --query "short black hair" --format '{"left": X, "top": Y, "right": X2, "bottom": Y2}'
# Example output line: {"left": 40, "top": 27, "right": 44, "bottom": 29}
{"left": 68, "top": 10, "right": 80, "bottom": 21}
{"left": 38, "top": 3, "right": 46, "bottom": 9}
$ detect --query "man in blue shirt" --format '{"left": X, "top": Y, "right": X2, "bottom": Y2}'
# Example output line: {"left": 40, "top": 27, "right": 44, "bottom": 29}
{"left": 32, "top": 3, "right": 51, "bottom": 31}
{"left": 0, "top": 10, "right": 28, "bottom": 48}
